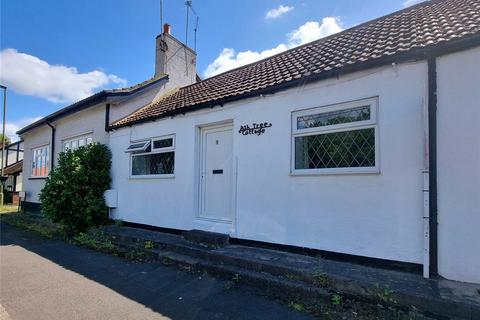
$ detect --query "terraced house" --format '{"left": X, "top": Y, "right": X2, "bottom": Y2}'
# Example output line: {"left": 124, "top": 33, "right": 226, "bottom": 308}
{"left": 19, "top": 0, "right": 480, "bottom": 284}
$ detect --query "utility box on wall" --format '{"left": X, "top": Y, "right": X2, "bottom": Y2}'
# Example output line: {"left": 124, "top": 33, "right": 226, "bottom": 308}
{"left": 104, "top": 189, "right": 118, "bottom": 208}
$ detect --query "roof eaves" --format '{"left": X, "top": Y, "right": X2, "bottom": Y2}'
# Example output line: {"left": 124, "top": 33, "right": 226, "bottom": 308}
{"left": 17, "top": 75, "right": 169, "bottom": 136}
{"left": 16, "top": 91, "right": 108, "bottom": 135}
{"left": 109, "top": 31, "right": 480, "bottom": 131}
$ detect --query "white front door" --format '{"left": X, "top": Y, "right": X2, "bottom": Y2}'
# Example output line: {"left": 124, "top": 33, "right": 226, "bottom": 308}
{"left": 199, "top": 124, "right": 234, "bottom": 222}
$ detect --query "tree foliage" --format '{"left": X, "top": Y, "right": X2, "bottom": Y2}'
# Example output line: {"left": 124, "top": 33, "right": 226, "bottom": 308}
{"left": 0, "top": 134, "right": 11, "bottom": 146}
{"left": 39, "top": 143, "right": 111, "bottom": 234}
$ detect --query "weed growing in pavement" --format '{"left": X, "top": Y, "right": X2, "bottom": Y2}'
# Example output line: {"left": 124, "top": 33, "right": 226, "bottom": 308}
{"left": 144, "top": 240, "right": 154, "bottom": 249}
{"left": 312, "top": 264, "right": 329, "bottom": 287}
{"left": 288, "top": 302, "right": 305, "bottom": 312}
{"left": 373, "top": 283, "right": 395, "bottom": 304}
{"left": 73, "top": 232, "right": 115, "bottom": 252}
{"left": 331, "top": 294, "right": 342, "bottom": 306}
{"left": 232, "top": 273, "right": 241, "bottom": 283}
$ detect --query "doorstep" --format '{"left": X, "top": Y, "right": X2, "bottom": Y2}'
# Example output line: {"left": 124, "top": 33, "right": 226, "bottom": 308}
{"left": 99, "top": 225, "right": 480, "bottom": 319}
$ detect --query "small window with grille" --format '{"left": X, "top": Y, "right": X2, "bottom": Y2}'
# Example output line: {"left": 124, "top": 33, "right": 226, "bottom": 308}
{"left": 128, "top": 135, "right": 175, "bottom": 177}
{"left": 291, "top": 98, "right": 379, "bottom": 174}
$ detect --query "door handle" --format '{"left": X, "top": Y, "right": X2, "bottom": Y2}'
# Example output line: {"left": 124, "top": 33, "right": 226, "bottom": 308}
{"left": 212, "top": 169, "right": 223, "bottom": 174}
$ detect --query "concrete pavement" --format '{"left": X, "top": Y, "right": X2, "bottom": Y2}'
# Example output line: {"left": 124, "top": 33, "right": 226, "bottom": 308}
{"left": 0, "top": 222, "right": 313, "bottom": 320}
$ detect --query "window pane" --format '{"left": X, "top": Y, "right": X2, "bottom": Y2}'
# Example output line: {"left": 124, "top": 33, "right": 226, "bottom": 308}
{"left": 297, "top": 105, "right": 370, "bottom": 130}
{"left": 64, "top": 142, "right": 70, "bottom": 151}
{"left": 295, "top": 128, "right": 375, "bottom": 169}
{"left": 127, "top": 141, "right": 149, "bottom": 151}
{"left": 153, "top": 138, "right": 173, "bottom": 149}
{"left": 132, "top": 152, "right": 174, "bottom": 175}
{"left": 86, "top": 137, "right": 93, "bottom": 144}
{"left": 71, "top": 140, "right": 78, "bottom": 150}
{"left": 78, "top": 139, "right": 85, "bottom": 147}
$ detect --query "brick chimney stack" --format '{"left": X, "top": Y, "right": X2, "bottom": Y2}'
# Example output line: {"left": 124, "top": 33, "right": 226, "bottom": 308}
{"left": 163, "top": 23, "right": 171, "bottom": 35}
{"left": 155, "top": 23, "right": 197, "bottom": 88}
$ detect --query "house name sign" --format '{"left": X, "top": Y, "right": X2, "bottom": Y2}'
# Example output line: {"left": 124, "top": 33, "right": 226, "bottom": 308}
{"left": 238, "top": 122, "right": 272, "bottom": 136}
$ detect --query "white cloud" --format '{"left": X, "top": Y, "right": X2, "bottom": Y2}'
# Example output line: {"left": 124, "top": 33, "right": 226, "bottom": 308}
{"left": 2, "top": 116, "right": 43, "bottom": 142}
{"left": 0, "top": 49, "right": 127, "bottom": 104}
{"left": 265, "top": 5, "right": 294, "bottom": 19}
{"left": 203, "top": 17, "right": 343, "bottom": 78}
{"left": 402, "top": 0, "right": 427, "bottom": 7}
{"left": 288, "top": 18, "right": 343, "bottom": 46}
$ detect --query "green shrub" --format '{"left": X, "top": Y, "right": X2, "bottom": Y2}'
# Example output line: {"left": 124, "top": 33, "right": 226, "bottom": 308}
{"left": 4, "top": 191, "right": 13, "bottom": 204}
{"left": 39, "top": 143, "right": 111, "bottom": 235}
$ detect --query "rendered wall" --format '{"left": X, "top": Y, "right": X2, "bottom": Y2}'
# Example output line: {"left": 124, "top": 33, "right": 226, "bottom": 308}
{"left": 110, "top": 61, "right": 427, "bottom": 264}
{"left": 21, "top": 125, "right": 52, "bottom": 203}
{"left": 437, "top": 46, "right": 480, "bottom": 284}
{"left": 109, "top": 81, "right": 169, "bottom": 124}
{"left": 21, "top": 103, "right": 108, "bottom": 203}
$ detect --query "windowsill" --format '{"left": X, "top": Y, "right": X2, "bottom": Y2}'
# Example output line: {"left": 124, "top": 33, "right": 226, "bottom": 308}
{"left": 290, "top": 167, "right": 380, "bottom": 176}
{"left": 129, "top": 174, "right": 175, "bottom": 180}
{"left": 28, "top": 176, "right": 48, "bottom": 180}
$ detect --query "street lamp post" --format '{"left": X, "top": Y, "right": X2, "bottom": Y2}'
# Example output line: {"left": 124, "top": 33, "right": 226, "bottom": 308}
{"left": 0, "top": 85, "right": 6, "bottom": 206}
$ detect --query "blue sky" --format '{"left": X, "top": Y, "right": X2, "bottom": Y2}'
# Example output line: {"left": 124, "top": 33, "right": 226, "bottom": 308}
{"left": 1, "top": 0, "right": 420, "bottom": 140}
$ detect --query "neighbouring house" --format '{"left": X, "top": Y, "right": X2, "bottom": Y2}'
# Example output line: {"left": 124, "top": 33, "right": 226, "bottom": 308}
{"left": 1, "top": 140, "right": 24, "bottom": 204}
{"left": 17, "top": 23, "right": 197, "bottom": 212}
{"left": 18, "top": 0, "right": 479, "bottom": 284}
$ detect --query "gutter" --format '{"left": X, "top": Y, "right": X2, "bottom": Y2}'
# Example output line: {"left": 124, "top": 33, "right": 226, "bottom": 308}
{"left": 46, "top": 122, "right": 56, "bottom": 170}
{"left": 105, "top": 103, "right": 111, "bottom": 132}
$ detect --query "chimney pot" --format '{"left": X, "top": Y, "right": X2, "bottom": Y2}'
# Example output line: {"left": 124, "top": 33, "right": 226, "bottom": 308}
{"left": 163, "top": 23, "right": 171, "bottom": 35}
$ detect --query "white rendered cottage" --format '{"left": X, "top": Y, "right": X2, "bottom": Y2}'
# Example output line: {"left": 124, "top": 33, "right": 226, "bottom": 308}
{"left": 18, "top": 0, "right": 480, "bottom": 284}
{"left": 107, "top": 0, "right": 480, "bottom": 284}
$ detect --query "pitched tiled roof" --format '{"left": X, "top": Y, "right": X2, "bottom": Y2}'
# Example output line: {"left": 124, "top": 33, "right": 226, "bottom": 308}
{"left": 17, "top": 75, "right": 168, "bottom": 135}
{"left": 112, "top": 0, "right": 480, "bottom": 129}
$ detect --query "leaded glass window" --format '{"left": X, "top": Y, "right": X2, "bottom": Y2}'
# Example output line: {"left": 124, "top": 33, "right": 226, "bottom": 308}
{"left": 127, "top": 135, "right": 175, "bottom": 177}
{"left": 132, "top": 152, "right": 174, "bottom": 175}
{"left": 292, "top": 98, "right": 378, "bottom": 174}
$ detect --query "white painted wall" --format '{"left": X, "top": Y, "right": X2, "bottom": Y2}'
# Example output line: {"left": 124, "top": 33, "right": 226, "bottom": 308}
{"left": 52, "top": 104, "right": 109, "bottom": 164}
{"left": 21, "top": 125, "right": 52, "bottom": 203}
{"left": 110, "top": 61, "right": 427, "bottom": 264}
{"left": 15, "top": 172, "right": 22, "bottom": 192}
{"left": 437, "top": 46, "right": 480, "bottom": 284}
{"left": 155, "top": 33, "right": 197, "bottom": 88}
{"left": 21, "top": 103, "right": 108, "bottom": 203}
{"left": 109, "top": 81, "right": 168, "bottom": 124}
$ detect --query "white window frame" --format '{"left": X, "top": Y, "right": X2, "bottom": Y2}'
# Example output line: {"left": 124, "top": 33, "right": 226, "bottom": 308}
{"left": 63, "top": 133, "right": 93, "bottom": 152}
{"left": 128, "top": 134, "right": 175, "bottom": 179}
{"left": 291, "top": 97, "right": 380, "bottom": 175}
{"left": 125, "top": 141, "right": 151, "bottom": 153}
{"left": 31, "top": 144, "right": 50, "bottom": 178}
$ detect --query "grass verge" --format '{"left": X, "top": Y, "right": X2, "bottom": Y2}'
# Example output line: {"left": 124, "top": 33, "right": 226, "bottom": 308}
{"left": 1, "top": 211, "right": 64, "bottom": 238}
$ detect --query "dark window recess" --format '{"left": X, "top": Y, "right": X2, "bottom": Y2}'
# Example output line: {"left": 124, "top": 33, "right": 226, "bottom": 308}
{"left": 297, "top": 105, "right": 370, "bottom": 130}
{"left": 153, "top": 138, "right": 173, "bottom": 149}
{"left": 132, "top": 151, "right": 174, "bottom": 175}
{"left": 295, "top": 128, "right": 375, "bottom": 169}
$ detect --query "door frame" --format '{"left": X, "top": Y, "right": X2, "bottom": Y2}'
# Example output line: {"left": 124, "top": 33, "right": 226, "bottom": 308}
{"left": 196, "top": 121, "right": 237, "bottom": 231}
